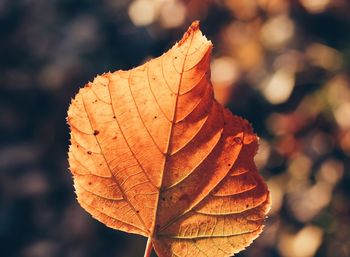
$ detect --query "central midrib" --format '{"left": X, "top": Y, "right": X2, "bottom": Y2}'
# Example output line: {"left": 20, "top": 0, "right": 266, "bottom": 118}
{"left": 150, "top": 31, "right": 196, "bottom": 238}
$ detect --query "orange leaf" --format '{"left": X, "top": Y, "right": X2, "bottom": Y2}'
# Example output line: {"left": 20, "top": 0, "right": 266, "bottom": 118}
{"left": 67, "top": 21, "right": 270, "bottom": 257}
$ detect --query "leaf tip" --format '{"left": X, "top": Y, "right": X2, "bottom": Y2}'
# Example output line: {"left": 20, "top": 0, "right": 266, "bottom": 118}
{"left": 178, "top": 20, "right": 201, "bottom": 46}
{"left": 189, "top": 20, "right": 200, "bottom": 30}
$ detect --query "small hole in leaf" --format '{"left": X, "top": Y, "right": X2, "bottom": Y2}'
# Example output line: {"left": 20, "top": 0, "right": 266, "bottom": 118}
{"left": 234, "top": 137, "right": 242, "bottom": 145}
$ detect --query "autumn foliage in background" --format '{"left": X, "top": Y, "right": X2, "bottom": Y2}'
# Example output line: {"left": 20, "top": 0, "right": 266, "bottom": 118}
{"left": 1, "top": 1, "right": 350, "bottom": 257}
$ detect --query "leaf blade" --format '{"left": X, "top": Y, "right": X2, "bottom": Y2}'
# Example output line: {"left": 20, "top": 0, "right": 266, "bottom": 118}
{"left": 67, "top": 21, "right": 270, "bottom": 257}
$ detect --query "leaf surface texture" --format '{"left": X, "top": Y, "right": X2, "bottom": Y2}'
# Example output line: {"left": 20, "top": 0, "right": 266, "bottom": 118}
{"left": 67, "top": 21, "right": 270, "bottom": 257}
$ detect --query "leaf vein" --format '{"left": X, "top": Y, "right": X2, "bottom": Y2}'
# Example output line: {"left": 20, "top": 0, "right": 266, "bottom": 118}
{"left": 80, "top": 92, "right": 149, "bottom": 232}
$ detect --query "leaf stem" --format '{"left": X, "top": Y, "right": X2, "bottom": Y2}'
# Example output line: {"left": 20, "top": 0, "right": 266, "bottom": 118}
{"left": 143, "top": 237, "right": 153, "bottom": 257}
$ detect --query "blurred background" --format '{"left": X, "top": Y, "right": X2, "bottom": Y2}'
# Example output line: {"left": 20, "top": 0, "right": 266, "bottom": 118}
{"left": 1, "top": 0, "right": 349, "bottom": 257}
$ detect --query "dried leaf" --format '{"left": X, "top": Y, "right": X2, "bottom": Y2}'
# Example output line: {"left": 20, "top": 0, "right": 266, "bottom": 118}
{"left": 67, "top": 21, "right": 270, "bottom": 257}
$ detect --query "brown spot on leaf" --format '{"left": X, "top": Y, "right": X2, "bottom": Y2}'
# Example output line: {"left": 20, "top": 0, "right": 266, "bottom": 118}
{"left": 179, "top": 194, "right": 190, "bottom": 202}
